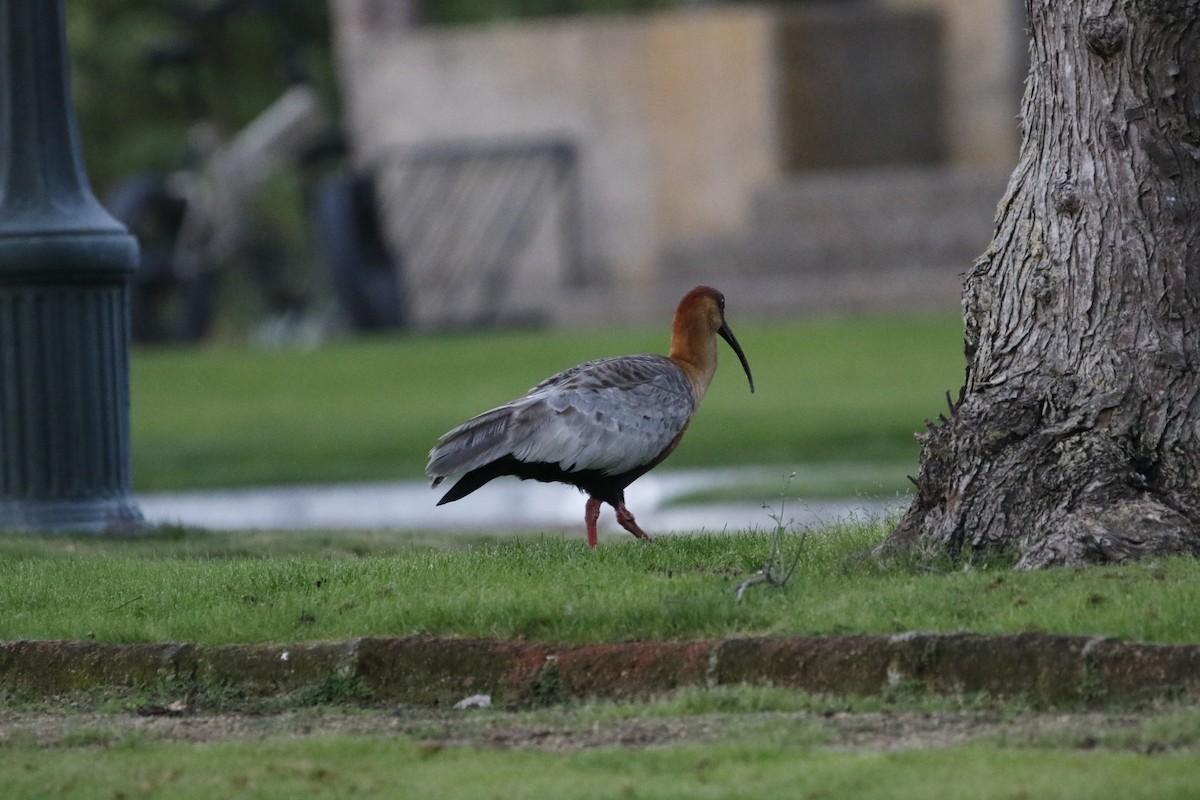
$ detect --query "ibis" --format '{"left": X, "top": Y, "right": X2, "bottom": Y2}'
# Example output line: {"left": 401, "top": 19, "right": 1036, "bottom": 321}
{"left": 426, "top": 285, "right": 754, "bottom": 546}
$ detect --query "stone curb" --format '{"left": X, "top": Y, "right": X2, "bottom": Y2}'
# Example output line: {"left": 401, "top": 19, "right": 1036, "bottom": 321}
{"left": 2, "top": 634, "right": 1197, "bottom": 707}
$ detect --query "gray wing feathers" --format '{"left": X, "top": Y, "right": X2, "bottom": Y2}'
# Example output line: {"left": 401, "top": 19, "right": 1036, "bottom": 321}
{"left": 426, "top": 355, "right": 695, "bottom": 480}
{"left": 425, "top": 405, "right": 519, "bottom": 481}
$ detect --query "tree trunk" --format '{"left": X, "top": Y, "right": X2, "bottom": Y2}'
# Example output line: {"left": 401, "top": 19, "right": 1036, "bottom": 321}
{"left": 881, "top": 0, "right": 1200, "bottom": 569}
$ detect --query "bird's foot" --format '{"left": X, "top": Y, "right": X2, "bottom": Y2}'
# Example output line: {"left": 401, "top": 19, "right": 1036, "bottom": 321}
{"left": 615, "top": 503, "right": 653, "bottom": 542}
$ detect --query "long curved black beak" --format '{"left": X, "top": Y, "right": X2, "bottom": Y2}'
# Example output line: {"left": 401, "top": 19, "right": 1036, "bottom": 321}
{"left": 718, "top": 321, "right": 755, "bottom": 393}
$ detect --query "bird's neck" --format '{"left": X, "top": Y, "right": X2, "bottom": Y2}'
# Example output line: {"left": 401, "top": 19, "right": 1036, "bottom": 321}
{"left": 668, "top": 319, "right": 718, "bottom": 401}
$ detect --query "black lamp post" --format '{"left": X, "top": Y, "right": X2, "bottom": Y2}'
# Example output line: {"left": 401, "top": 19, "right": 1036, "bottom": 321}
{"left": 0, "top": 1, "right": 143, "bottom": 531}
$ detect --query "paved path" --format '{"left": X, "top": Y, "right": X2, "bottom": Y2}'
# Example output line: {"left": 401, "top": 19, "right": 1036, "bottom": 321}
{"left": 136, "top": 468, "right": 905, "bottom": 535}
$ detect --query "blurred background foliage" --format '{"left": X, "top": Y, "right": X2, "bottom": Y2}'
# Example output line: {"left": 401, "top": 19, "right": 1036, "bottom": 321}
{"left": 68, "top": 0, "right": 336, "bottom": 193}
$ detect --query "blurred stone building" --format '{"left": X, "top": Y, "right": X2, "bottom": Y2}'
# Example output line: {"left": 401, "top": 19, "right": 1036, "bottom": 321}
{"left": 329, "top": 0, "right": 1025, "bottom": 327}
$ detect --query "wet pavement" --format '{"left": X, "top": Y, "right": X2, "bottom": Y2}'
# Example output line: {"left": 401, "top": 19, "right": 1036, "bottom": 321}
{"left": 136, "top": 468, "right": 905, "bottom": 535}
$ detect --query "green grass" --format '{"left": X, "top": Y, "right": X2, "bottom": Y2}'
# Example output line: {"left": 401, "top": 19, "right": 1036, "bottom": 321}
{"left": 130, "top": 312, "right": 964, "bottom": 491}
{"left": 4, "top": 730, "right": 1198, "bottom": 799}
{"left": 2, "top": 524, "right": 1198, "bottom": 646}
{"left": 5, "top": 682, "right": 1199, "bottom": 797}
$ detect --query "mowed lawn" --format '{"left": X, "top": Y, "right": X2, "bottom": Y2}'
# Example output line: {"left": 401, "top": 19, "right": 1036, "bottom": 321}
{"left": 4, "top": 524, "right": 1200, "bottom": 646}
{"left": 130, "top": 312, "right": 964, "bottom": 492}
{"left": 9, "top": 732, "right": 1200, "bottom": 800}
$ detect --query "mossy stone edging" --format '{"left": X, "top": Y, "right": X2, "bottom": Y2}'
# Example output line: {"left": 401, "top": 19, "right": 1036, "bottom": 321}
{"left": 1, "top": 633, "right": 1197, "bottom": 707}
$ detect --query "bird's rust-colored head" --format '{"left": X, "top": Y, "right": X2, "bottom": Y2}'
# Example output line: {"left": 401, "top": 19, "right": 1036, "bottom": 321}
{"left": 668, "top": 286, "right": 754, "bottom": 399}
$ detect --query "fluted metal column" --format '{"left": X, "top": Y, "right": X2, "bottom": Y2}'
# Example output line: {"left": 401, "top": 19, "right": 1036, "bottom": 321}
{"left": 0, "top": 0, "right": 142, "bottom": 531}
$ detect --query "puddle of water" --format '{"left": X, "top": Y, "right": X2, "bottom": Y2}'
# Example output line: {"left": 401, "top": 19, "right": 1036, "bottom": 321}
{"left": 136, "top": 468, "right": 907, "bottom": 535}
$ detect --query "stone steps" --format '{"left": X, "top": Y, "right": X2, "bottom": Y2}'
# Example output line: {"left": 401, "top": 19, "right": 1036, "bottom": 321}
{"left": 650, "top": 167, "right": 1009, "bottom": 318}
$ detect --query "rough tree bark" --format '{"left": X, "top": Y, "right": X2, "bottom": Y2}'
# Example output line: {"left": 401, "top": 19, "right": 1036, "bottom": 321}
{"left": 880, "top": 0, "right": 1200, "bottom": 568}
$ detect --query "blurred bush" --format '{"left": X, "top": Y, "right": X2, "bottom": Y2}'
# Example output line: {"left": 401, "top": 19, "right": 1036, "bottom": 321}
{"left": 68, "top": 0, "right": 335, "bottom": 194}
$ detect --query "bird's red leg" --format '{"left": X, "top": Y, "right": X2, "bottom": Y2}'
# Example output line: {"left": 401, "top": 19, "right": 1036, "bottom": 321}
{"left": 585, "top": 497, "right": 602, "bottom": 548}
{"left": 614, "top": 502, "right": 653, "bottom": 542}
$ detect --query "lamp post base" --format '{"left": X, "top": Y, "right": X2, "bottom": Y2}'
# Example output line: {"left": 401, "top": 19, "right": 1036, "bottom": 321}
{"left": 0, "top": 279, "right": 142, "bottom": 534}
{"left": 0, "top": 497, "right": 143, "bottom": 534}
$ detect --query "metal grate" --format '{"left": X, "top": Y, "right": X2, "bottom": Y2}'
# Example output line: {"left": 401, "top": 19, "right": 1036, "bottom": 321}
{"left": 371, "top": 138, "right": 582, "bottom": 329}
